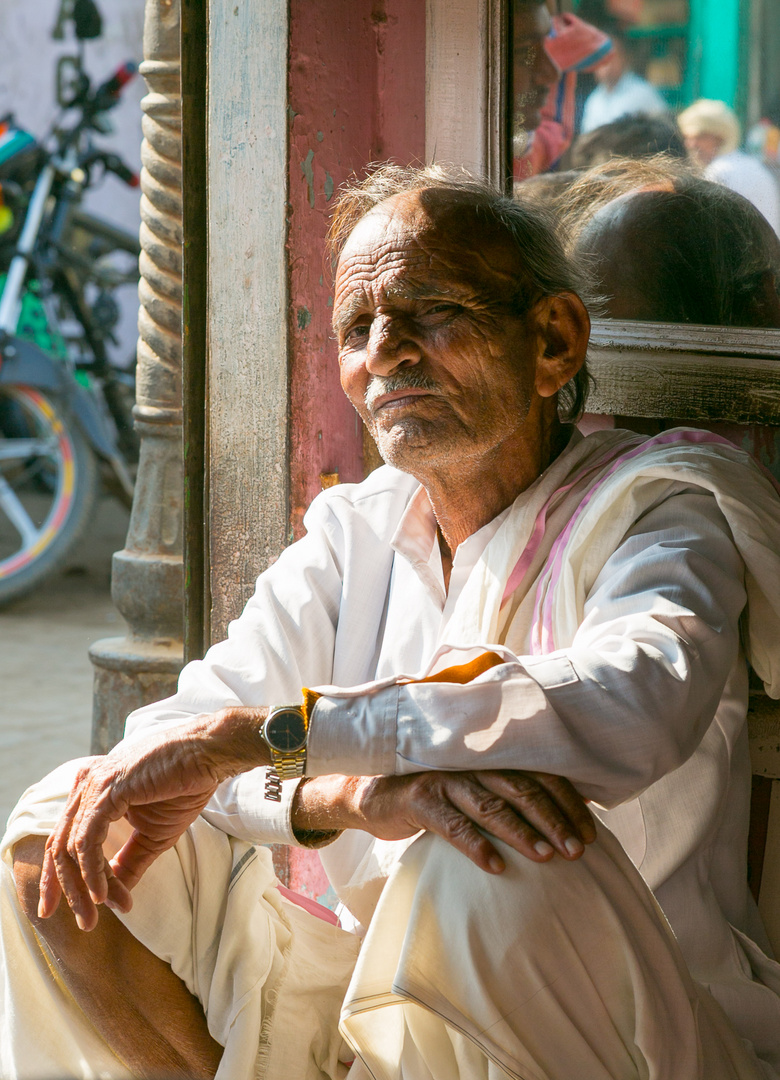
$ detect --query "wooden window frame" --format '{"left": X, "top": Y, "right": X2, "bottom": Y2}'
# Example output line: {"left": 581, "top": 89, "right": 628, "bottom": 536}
{"left": 424, "top": 0, "right": 780, "bottom": 421}
{"left": 588, "top": 321, "right": 780, "bottom": 425}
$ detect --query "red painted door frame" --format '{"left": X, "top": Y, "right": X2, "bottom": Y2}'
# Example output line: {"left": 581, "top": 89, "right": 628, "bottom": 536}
{"left": 287, "top": 0, "right": 426, "bottom": 539}
{"left": 281, "top": 0, "right": 425, "bottom": 900}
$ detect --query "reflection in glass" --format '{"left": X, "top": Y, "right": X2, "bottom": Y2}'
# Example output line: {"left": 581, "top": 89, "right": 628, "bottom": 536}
{"left": 508, "top": 1, "right": 780, "bottom": 186}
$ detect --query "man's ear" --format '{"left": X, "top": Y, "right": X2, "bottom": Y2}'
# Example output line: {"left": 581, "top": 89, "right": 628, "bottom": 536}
{"left": 531, "top": 293, "right": 590, "bottom": 398}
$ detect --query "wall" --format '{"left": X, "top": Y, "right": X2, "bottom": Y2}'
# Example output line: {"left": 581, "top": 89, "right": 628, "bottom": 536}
{"left": 280, "top": 0, "right": 425, "bottom": 902}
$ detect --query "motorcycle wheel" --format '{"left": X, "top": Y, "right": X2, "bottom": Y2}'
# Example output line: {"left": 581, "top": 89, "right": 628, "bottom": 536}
{"left": 0, "top": 384, "right": 98, "bottom": 606}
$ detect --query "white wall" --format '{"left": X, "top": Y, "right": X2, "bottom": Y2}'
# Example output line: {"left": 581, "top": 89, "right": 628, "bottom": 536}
{"left": 0, "top": 0, "right": 145, "bottom": 365}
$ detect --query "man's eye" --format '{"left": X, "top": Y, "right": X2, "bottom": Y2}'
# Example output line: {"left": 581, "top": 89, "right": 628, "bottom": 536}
{"left": 344, "top": 322, "right": 370, "bottom": 342}
{"left": 515, "top": 43, "right": 538, "bottom": 68}
{"left": 427, "top": 303, "right": 460, "bottom": 317}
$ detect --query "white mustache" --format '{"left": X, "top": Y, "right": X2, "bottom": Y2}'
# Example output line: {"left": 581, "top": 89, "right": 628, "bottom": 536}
{"left": 365, "top": 373, "right": 440, "bottom": 412}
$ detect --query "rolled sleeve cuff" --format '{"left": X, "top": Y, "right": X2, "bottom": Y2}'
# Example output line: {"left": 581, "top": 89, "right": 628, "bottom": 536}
{"left": 202, "top": 770, "right": 306, "bottom": 847}
{"left": 306, "top": 686, "right": 399, "bottom": 777}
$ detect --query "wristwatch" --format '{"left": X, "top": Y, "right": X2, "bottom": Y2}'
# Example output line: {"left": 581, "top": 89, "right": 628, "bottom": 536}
{"left": 262, "top": 704, "right": 308, "bottom": 801}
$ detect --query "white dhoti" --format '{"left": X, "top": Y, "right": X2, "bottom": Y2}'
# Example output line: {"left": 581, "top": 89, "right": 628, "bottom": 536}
{"left": 0, "top": 760, "right": 359, "bottom": 1080}
{"left": 0, "top": 762, "right": 771, "bottom": 1080}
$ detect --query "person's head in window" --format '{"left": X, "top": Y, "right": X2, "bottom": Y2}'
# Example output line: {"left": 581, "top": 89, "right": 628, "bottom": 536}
{"left": 557, "top": 157, "right": 780, "bottom": 328}
{"left": 678, "top": 99, "right": 741, "bottom": 168}
{"left": 571, "top": 113, "right": 686, "bottom": 168}
{"left": 513, "top": 0, "right": 559, "bottom": 134}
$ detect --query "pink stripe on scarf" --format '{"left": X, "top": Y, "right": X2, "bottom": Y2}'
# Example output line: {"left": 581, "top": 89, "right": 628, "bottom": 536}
{"left": 535, "top": 429, "right": 768, "bottom": 652}
{"left": 500, "top": 437, "right": 644, "bottom": 611}
{"left": 277, "top": 884, "right": 340, "bottom": 926}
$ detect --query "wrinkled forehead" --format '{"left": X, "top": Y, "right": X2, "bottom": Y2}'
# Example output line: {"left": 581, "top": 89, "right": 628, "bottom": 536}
{"left": 334, "top": 190, "right": 526, "bottom": 311}
{"left": 513, "top": 2, "right": 552, "bottom": 41}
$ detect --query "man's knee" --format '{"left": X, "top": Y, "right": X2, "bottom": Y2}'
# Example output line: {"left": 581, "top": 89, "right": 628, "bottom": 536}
{"left": 12, "top": 834, "right": 88, "bottom": 961}
{"left": 13, "top": 835, "right": 47, "bottom": 924}
{"left": 408, "top": 827, "right": 626, "bottom": 946}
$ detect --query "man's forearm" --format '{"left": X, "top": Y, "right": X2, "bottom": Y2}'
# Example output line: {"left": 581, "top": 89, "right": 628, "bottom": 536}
{"left": 291, "top": 774, "right": 367, "bottom": 836}
{"left": 291, "top": 770, "right": 595, "bottom": 873}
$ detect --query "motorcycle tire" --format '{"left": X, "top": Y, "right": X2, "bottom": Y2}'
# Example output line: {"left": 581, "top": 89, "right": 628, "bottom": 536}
{"left": 0, "top": 384, "right": 99, "bottom": 606}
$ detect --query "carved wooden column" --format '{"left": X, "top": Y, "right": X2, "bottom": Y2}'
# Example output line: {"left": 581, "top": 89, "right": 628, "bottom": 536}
{"left": 90, "top": 0, "right": 184, "bottom": 752}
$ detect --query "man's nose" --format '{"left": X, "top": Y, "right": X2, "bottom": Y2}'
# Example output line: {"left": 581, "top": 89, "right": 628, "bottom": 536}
{"left": 538, "top": 43, "right": 560, "bottom": 89}
{"left": 365, "top": 314, "right": 421, "bottom": 372}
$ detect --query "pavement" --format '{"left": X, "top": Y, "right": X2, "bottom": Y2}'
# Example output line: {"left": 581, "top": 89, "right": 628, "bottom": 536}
{"left": 0, "top": 495, "right": 131, "bottom": 832}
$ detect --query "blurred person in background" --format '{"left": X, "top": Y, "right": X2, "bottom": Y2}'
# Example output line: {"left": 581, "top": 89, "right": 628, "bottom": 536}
{"left": 678, "top": 99, "right": 780, "bottom": 236}
{"left": 512, "top": 0, "right": 612, "bottom": 179}
{"left": 553, "top": 156, "right": 780, "bottom": 475}
{"left": 518, "top": 113, "right": 686, "bottom": 214}
{"left": 580, "top": 29, "right": 668, "bottom": 134}
{"left": 570, "top": 111, "right": 686, "bottom": 168}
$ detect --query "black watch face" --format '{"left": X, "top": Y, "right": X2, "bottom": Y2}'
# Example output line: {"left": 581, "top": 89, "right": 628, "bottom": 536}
{"left": 265, "top": 708, "right": 307, "bottom": 752}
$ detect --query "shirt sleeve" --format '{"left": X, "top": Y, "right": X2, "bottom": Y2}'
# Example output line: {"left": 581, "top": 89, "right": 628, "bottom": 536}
{"left": 305, "top": 492, "right": 747, "bottom": 810}
{"left": 122, "top": 490, "right": 348, "bottom": 846}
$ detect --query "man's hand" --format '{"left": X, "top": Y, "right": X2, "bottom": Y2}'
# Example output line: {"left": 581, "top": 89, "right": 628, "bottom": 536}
{"left": 293, "top": 770, "right": 596, "bottom": 873}
{"left": 39, "top": 708, "right": 271, "bottom": 931}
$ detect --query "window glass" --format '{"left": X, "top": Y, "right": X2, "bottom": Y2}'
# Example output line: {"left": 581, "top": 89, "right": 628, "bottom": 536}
{"left": 509, "top": 1, "right": 780, "bottom": 333}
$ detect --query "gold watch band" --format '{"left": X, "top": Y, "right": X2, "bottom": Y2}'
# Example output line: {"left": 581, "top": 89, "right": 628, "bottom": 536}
{"left": 263, "top": 692, "right": 320, "bottom": 802}
{"left": 272, "top": 752, "right": 307, "bottom": 781}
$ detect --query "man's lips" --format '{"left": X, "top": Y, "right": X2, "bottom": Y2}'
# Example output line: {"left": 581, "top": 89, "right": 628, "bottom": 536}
{"left": 515, "top": 92, "right": 548, "bottom": 122}
{"left": 370, "top": 388, "right": 437, "bottom": 414}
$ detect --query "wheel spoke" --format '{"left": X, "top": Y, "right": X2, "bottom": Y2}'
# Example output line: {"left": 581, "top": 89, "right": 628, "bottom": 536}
{"left": 0, "top": 438, "right": 57, "bottom": 461}
{"left": 0, "top": 473, "right": 40, "bottom": 547}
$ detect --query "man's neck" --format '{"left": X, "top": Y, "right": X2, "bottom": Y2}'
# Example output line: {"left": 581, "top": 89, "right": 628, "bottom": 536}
{"left": 602, "top": 68, "right": 627, "bottom": 92}
{"left": 420, "top": 415, "right": 570, "bottom": 582}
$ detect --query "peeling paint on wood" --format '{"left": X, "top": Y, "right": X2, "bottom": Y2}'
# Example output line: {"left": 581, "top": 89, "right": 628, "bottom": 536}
{"left": 287, "top": 0, "right": 425, "bottom": 537}
{"left": 207, "top": 0, "right": 289, "bottom": 638}
{"left": 587, "top": 348, "right": 780, "bottom": 425}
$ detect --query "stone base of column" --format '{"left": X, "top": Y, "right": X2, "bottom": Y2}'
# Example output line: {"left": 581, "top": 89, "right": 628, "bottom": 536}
{"left": 89, "top": 637, "right": 183, "bottom": 753}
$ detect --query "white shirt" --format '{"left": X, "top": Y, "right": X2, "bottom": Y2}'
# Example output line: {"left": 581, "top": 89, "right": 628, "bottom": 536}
{"left": 706, "top": 150, "right": 780, "bottom": 235}
{"left": 581, "top": 71, "right": 668, "bottom": 134}
{"left": 124, "top": 445, "right": 766, "bottom": 965}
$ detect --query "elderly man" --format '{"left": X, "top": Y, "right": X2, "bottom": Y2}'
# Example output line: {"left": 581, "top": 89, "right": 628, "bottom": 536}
{"left": 4, "top": 167, "right": 780, "bottom": 1080}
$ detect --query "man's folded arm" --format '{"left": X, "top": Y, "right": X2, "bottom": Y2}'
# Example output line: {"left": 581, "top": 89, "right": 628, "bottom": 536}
{"left": 117, "top": 492, "right": 351, "bottom": 846}
{"left": 306, "top": 493, "right": 748, "bottom": 810}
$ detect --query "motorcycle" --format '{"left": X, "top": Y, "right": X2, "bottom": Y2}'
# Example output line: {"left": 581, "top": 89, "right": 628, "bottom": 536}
{"left": 0, "top": 0, "right": 141, "bottom": 605}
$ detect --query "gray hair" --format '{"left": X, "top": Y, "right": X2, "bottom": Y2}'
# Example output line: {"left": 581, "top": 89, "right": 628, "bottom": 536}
{"left": 328, "top": 163, "right": 594, "bottom": 421}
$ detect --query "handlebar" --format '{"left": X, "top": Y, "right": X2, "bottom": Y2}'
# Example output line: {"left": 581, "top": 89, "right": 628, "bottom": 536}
{"left": 58, "top": 59, "right": 137, "bottom": 130}
{"left": 91, "top": 62, "right": 137, "bottom": 114}
{"left": 101, "top": 152, "right": 139, "bottom": 187}
{"left": 50, "top": 59, "right": 138, "bottom": 163}
{"left": 79, "top": 150, "right": 139, "bottom": 188}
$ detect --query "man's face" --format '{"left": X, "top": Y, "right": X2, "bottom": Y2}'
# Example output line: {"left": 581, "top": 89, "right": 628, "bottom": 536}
{"left": 684, "top": 132, "right": 722, "bottom": 167}
{"left": 333, "top": 192, "right": 542, "bottom": 476}
{"left": 593, "top": 42, "right": 626, "bottom": 89}
{"left": 513, "top": 3, "right": 559, "bottom": 133}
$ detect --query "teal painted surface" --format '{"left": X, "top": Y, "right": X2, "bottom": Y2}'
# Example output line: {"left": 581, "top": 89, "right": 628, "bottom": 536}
{"left": 572, "top": 0, "right": 744, "bottom": 112}
{"left": 691, "top": 0, "right": 741, "bottom": 107}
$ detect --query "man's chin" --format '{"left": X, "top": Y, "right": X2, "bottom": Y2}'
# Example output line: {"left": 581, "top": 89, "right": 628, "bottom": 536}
{"left": 520, "top": 111, "right": 542, "bottom": 134}
{"left": 373, "top": 428, "right": 439, "bottom": 472}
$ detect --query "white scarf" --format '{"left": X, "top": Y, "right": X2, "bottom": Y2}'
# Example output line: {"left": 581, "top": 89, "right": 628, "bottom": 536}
{"left": 439, "top": 427, "right": 780, "bottom": 697}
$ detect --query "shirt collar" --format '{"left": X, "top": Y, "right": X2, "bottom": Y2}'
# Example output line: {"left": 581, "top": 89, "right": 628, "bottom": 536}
{"left": 390, "top": 485, "right": 510, "bottom": 604}
{"left": 390, "top": 426, "right": 582, "bottom": 595}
